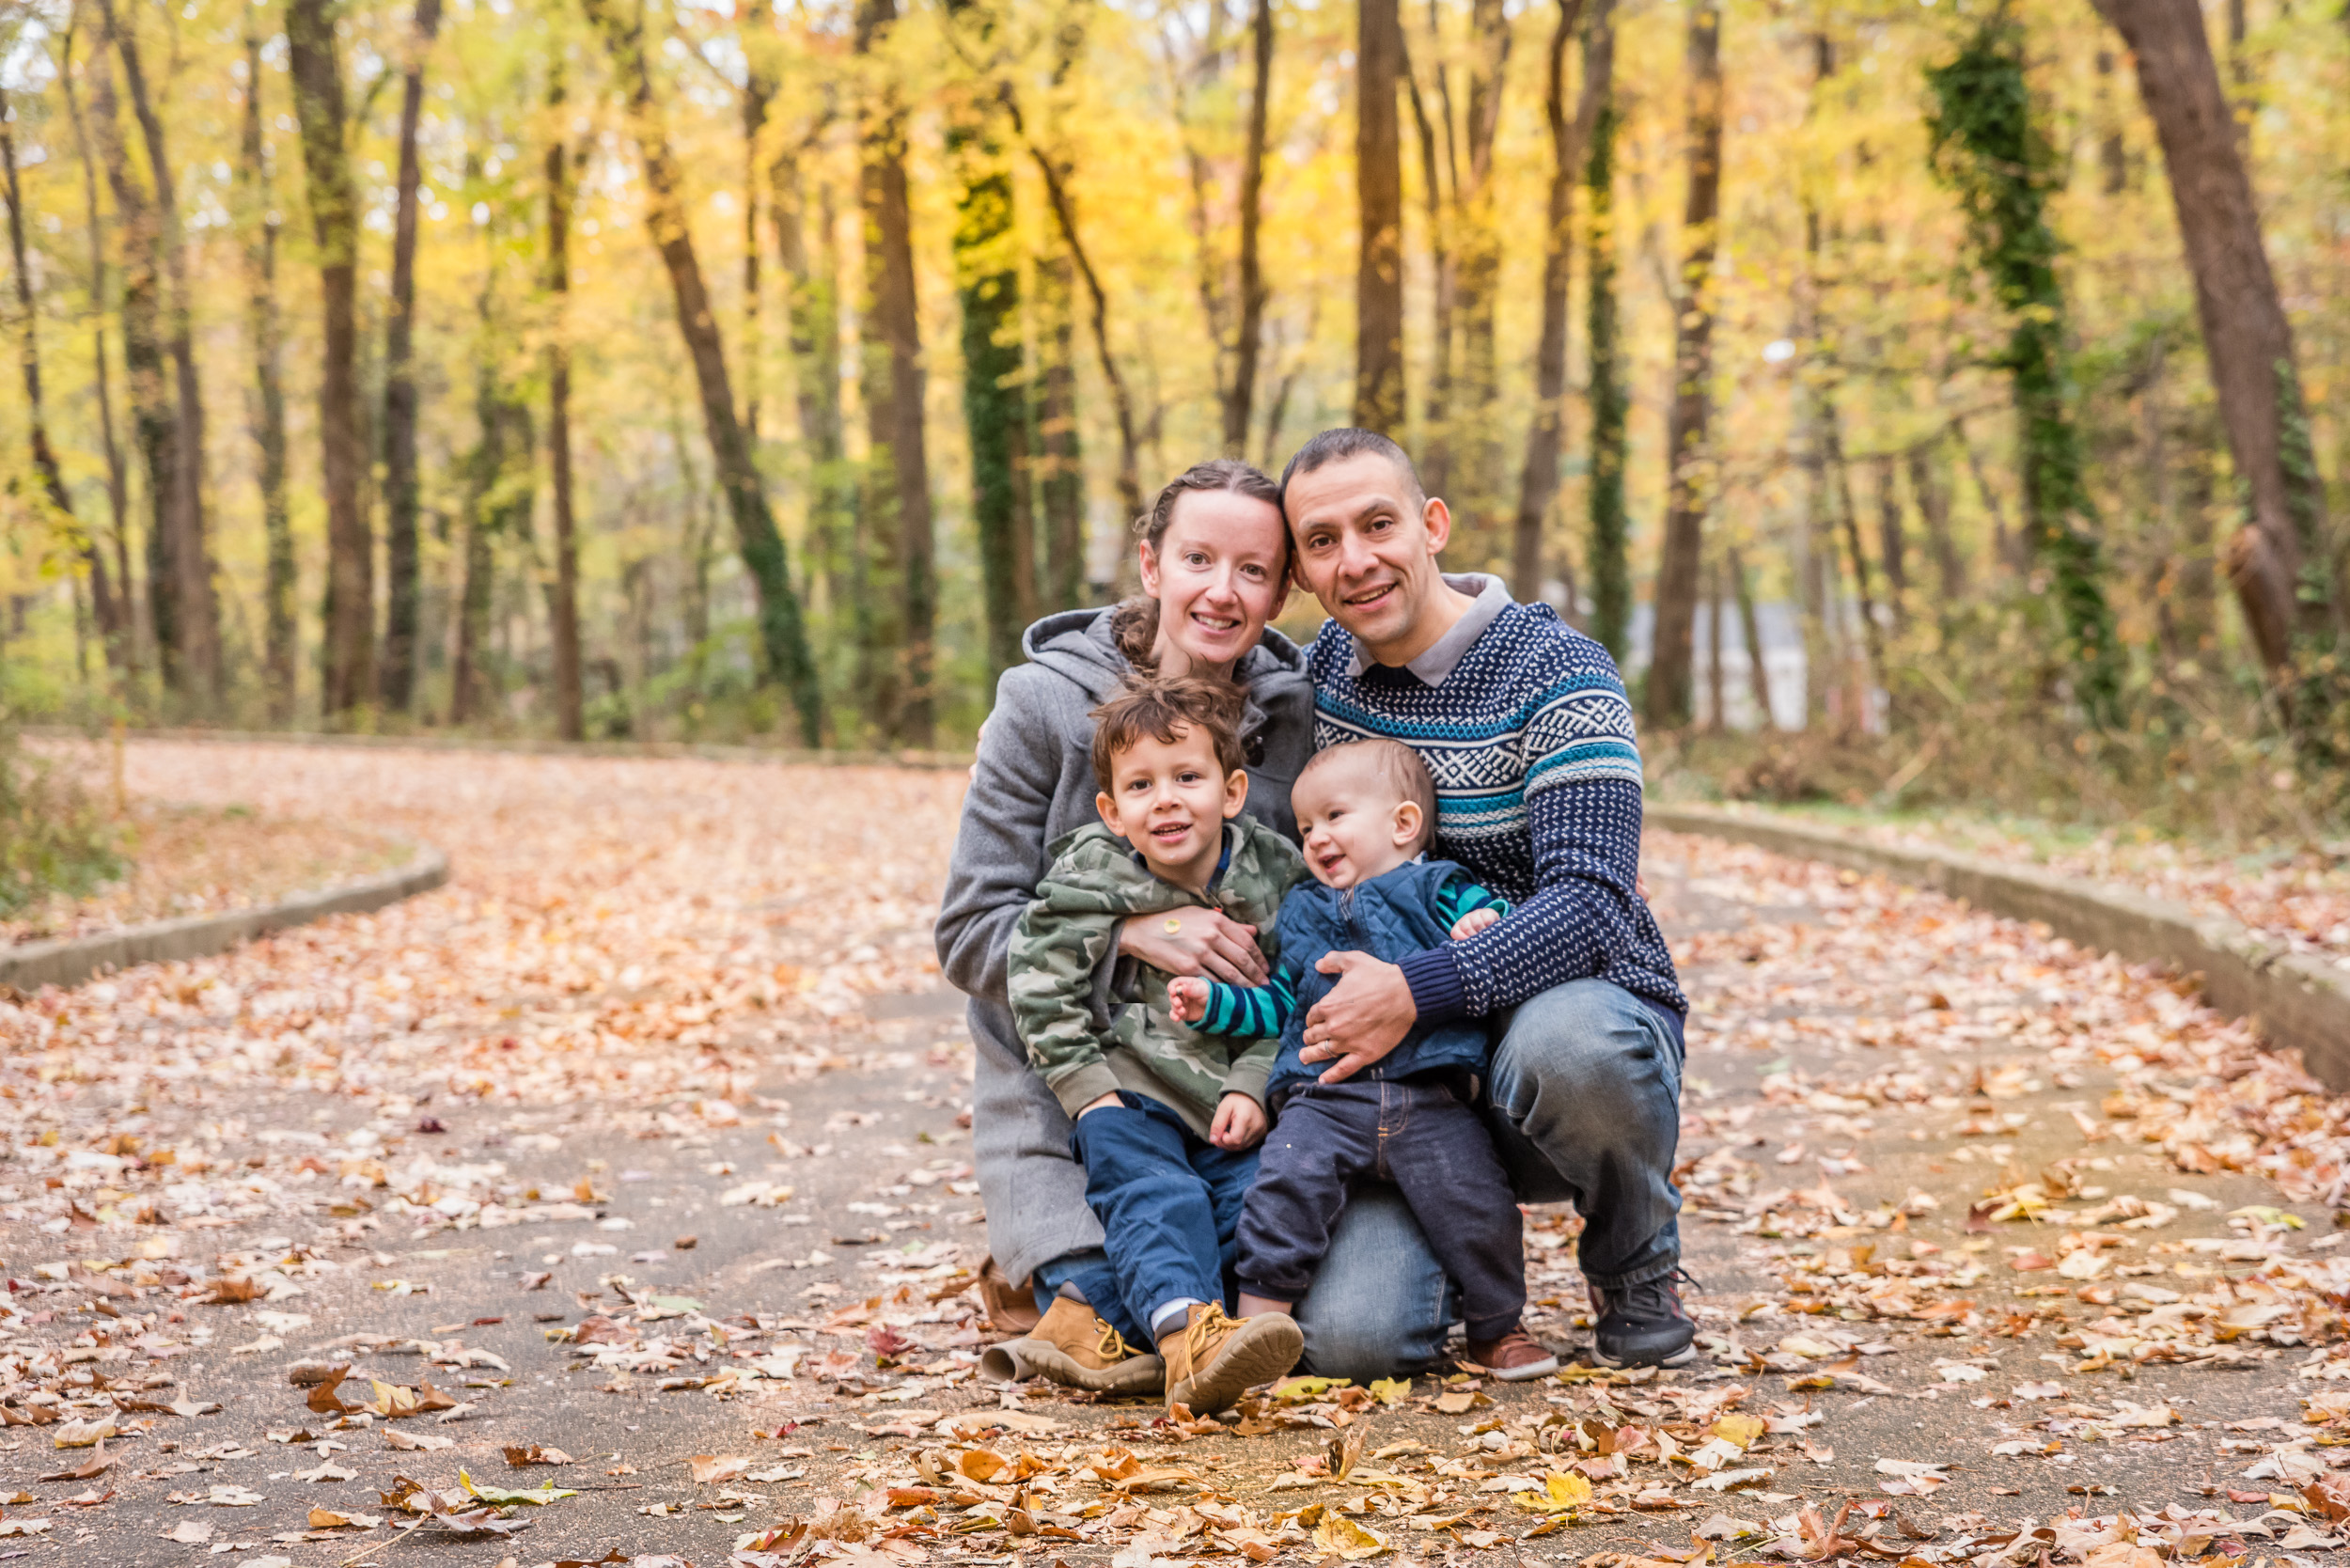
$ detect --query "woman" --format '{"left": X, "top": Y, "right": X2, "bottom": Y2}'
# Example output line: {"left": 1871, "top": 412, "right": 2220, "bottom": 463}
{"left": 936, "top": 460, "right": 1310, "bottom": 1391}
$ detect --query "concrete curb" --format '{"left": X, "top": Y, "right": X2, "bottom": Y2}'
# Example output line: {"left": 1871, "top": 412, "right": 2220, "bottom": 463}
{"left": 1648, "top": 803, "right": 2350, "bottom": 1091}
{"left": 23, "top": 724, "right": 968, "bottom": 772}
{"left": 0, "top": 846, "right": 450, "bottom": 994}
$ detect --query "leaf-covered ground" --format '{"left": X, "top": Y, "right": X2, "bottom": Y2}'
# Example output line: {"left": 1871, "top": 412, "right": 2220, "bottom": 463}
{"left": 0, "top": 743, "right": 2343, "bottom": 1568}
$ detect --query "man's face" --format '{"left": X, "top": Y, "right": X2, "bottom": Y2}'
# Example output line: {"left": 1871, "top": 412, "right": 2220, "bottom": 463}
{"left": 1283, "top": 452, "right": 1452, "bottom": 657}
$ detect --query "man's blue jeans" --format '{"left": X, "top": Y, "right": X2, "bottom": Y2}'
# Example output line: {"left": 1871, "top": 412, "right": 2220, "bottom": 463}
{"left": 1285, "top": 978, "right": 1684, "bottom": 1379}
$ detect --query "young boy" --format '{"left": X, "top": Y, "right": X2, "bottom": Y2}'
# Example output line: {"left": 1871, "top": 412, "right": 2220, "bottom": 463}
{"left": 1169, "top": 738, "right": 1559, "bottom": 1378}
{"left": 1009, "top": 677, "right": 1309, "bottom": 1413}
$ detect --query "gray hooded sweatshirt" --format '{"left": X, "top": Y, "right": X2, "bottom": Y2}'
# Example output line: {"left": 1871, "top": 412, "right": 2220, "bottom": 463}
{"left": 934, "top": 607, "right": 1315, "bottom": 1285}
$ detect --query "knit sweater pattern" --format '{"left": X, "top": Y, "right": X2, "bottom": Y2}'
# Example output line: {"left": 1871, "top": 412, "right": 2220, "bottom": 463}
{"left": 1307, "top": 597, "right": 1687, "bottom": 1023}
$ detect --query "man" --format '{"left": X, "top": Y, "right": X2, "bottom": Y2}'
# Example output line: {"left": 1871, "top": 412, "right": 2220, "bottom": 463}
{"left": 1278, "top": 427, "right": 1695, "bottom": 1370}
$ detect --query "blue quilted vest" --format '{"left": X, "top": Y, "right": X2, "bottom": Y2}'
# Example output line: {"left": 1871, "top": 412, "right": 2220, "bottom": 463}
{"left": 1263, "top": 857, "right": 1495, "bottom": 1105}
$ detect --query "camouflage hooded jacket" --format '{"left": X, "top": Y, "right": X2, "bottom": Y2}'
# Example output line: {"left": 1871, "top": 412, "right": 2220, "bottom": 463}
{"left": 1011, "top": 814, "right": 1305, "bottom": 1138}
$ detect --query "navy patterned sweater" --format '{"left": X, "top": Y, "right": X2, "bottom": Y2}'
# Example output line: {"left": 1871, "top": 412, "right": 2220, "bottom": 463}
{"left": 1307, "top": 597, "right": 1687, "bottom": 1026}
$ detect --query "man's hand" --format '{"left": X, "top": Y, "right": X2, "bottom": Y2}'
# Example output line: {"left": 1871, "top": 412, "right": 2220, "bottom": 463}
{"left": 1210, "top": 1093, "right": 1267, "bottom": 1150}
{"left": 1076, "top": 1091, "right": 1124, "bottom": 1120}
{"left": 1449, "top": 907, "right": 1499, "bottom": 940}
{"left": 1295, "top": 951, "right": 1417, "bottom": 1084}
{"left": 1120, "top": 907, "right": 1268, "bottom": 986}
{"left": 1167, "top": 976, "right": 1211, "bottom": 1024}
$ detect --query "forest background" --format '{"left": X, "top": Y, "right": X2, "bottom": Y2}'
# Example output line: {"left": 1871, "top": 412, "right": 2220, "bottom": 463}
{"left": 0, "top": 0, "right": 2344, "bottom": 844}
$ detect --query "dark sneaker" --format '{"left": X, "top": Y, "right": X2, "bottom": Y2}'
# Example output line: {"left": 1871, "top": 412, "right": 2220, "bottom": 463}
{"left": 1588, "top": 1269, "right": 1700, "bottom": 1368}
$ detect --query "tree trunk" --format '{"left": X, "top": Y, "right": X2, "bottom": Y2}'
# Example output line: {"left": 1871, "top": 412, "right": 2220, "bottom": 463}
{"left": 1581, "top": 5, "right": 1626, "bottom": 661}
{"left": 1402, "top": 44, "right": 1450, "bottom": 500}
{"left": 1823, "top": 407, "right": 1885, "bottom": 703}
{"left": 379, "top": 0, "right": 444, "bottom": 714}
{"left": 1952, "top": 416, "right": 2013, "bottom": 572}
{"left": 1448, "top": 0, "right": 1512, "bottom": 569}
{"left": 772, "top": 131, "right": 851, "bottom": 621}
{"left": 1223, "top": 0, "right": 1275, "bottom": 456}
{"left": 1035, "top": 244, "right": 1088, "bottom": 607}
{"left": 1703, "top": 558, "right": 1725, "bottom": 732}
{"left": 741, "top": 71, "right": 771, "bottom": 442}
{"left": 1872, "top": 454, "right": 1907, "bottom": 624}
{"left": 855, "top": 0, "right": 935, "bottom": 746}
{"left": 61, "top": 11, "right": 136, "bottom": 674}
{"left": 1907, "top": 437, "right": 1963, "bottom": 601}
{"left": 102, "top": 0, "right": 218, "bottom": 704}
{"left": 1511, "top": 0, "right": 1594, "bottom": 604}
{"left": 2090, "top": 0, "right": 2334, "bottom": 682}
{"left": 1353, "top": 0, "right": 1404, "bottom": 431}
{"left": 1729, "top": 542, "right": 1774, "bottom": 729}
{"left": 583, "top": 0, "right": 821, "bottom": 744}
{"left": 1927, "top": 18, "right": 2120, "bottom": 724}
{"left": 1642, "top": 0, "right": 1720, "bottom": 729}
{"left": 237, "top": 24, "right": 295, "bottom": 720}
{"left": 0, "top": 89, "right": 120, "bottom": 661}
{"left": 948, "top": 27, "right": 1030, "bottom": 687}
{"left": 84, "top": 17, "right": 185, "bottom": 699}
{"left": 287, "top": 0, "right": 372, "bottom": 717}
{"left": 544, "top": 75, "right": 584, "bottom": 743}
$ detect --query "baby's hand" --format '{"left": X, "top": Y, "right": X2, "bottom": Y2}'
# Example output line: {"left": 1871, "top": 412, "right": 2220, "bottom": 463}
{"left": 1167, "top": 975, "right": 1211, "bottom": 1024}
{"left": 1210, "top": 1092, "right": 1268, "bottom": 1150}
{"left": 1449, "top": 907, "right": 1500, "bottom": 940}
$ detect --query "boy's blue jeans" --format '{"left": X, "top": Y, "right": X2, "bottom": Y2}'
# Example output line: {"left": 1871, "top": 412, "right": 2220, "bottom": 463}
{"left": 1045, "top": 1091, "right": 1258, "bottom": 1347}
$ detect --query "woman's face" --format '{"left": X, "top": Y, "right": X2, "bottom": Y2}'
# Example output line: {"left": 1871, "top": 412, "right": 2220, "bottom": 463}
{"left": 1137, "top": 490, "right": 1292, "bottom": 679}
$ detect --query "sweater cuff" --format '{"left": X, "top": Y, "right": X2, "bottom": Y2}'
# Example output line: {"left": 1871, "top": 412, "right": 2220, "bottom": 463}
{"left": 1398, "top": 948, "right": 1469, "bottom": 1026}
{"left": 1048, "top": 1062, "right": 1126, "bottom": 1122}
{"left": 1219, "top": 1055, "right": 1273, "bottom": 1109}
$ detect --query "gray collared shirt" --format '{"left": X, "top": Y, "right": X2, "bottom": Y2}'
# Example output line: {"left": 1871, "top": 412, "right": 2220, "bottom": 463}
{"left": 1345, "top": 572, "right": 1512, "bottom": 684}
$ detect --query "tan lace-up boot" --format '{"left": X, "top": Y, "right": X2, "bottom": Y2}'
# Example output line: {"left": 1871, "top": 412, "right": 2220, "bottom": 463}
{"left": 979, "top": 1296, "right": 1164, "bottom": 1394}
{"left": 1157, "top": 1303, "right": 1303, "bottom": 1415}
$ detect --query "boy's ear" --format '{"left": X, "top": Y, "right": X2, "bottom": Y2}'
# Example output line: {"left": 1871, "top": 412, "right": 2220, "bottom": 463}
{"left": 1221, "top": 766, "right": 1251, "bottom": 821}
{"left": 1391, "top": 799, "right": 1423, "bottom": 849}
{"left": 1096, "top": 791, "right": 1127, "bottom": 838}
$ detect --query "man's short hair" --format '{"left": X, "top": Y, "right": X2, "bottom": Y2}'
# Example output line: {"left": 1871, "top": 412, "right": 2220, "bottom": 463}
{"left": 1295, "top": 738, "right": 1437, "bottom": 853}
{"left": 1089, "top": 677, "right": 1248, "bottom": 795}
{"left": 1277, "top": 428, "right": 1429, "bottom": 511}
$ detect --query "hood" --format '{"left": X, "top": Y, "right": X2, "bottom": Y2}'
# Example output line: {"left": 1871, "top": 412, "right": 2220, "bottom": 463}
{"left": 1020, "top": 605, "right": 1313, "bottom": 713}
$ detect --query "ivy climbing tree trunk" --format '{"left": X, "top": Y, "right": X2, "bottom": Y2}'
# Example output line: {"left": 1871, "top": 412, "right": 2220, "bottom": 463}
{"left": 288, "top": 0, "right": 373, "bottom": 717}
{"left": 2089, "top": 0, "right": 2335, "bottom": 698}
{"left": 855, "top": 0, "right": 936, "bottom": 746}
{"left": 0, "top": 88, "right": 121, "bottom": 666}
{"left": 947, "top": 2, "right": 1031, "bottom": 687}
{"left": 1644, "top": 0, "right": 1721, "bottom": 729}
{"left": 1035, "top": 243, "right": 1088, "bottom": 607}
{"left": 1353, "top": 0, "right": 1403, "bottom": 432}
{"left": 379, "top": 0, "right": 445, "bottom": 714}
{"left": 237, "top": 24, "right": 295, "bottom": 718}
{"left": 1511, "top": 0, "right": 1593, "bottom": 604}
{"left": 1581, "top": 2, "right": 1626, "bottom": 662}
{"left": 1927, "top": 18, "right": 2121, "bottom": 726}
{"left": 584, "top": 0, "right": 822, "bottom": 745}
{"left": 543, "top": 73, "right": 584, "bottom": 744}
{"left": 102, "top": 0, "right": 218, "bottom": 705}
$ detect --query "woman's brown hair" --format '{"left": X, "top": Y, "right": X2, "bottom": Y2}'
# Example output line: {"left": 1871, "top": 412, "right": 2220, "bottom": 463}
{"left": 1108, "top": 459, "right": 1288, "bottom": 671}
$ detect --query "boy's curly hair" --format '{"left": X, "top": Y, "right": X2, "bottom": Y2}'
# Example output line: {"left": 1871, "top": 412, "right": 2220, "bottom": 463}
{"left": 1089, "top": 677, "right": 1247, "bottom": 795}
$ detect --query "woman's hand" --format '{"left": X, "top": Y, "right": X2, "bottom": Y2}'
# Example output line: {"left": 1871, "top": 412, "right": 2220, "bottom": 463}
{"left": 1210, "top": 1093, "right": 1268, "bottom": 1150}
{"left": 1120, "top": 907, "right": 1268, "bottom": 986}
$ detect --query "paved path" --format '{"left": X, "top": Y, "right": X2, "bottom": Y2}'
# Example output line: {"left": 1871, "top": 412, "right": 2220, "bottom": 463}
{"left": 0, "top": 745, "right": 2334, "bottom": 1568}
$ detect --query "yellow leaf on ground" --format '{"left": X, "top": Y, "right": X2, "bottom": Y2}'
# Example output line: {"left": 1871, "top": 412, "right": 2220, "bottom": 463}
{"left": 1512, "top": 1472, "right": 1594, "bottom": 1515}
{"left": 1312, "top": 1513, "right": 1389, "bottom": 1560}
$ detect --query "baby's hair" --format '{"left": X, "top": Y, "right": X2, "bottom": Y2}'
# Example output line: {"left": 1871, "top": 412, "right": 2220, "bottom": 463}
{"left": 1296, "top": 738, "right": 1437, "bottom": 852}
{"left": 1089, "top": 677, "right": 1248, "bottom": 795}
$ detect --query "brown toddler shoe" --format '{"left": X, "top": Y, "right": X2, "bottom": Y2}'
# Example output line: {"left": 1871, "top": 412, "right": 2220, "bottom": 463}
{"left": 1159, "top": 1303, "right": 1303, "bottom": 1414}
{"left": 979, "top": 1296, "right": 1165, "bottom": 1395}
{"left": 1466, "top": 1325, "right": 1560, "bottom": 1381}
